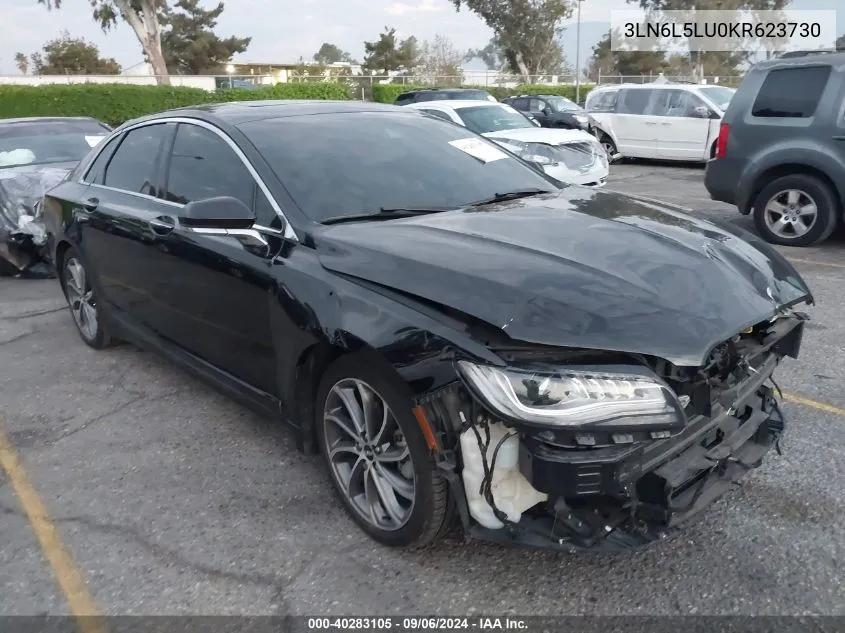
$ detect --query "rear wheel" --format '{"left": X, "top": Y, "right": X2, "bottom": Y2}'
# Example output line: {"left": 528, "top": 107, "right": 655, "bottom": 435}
{"left": 752, "top": 174, "right": 839, "bottom": 247}
{"left": 60, "top": 247, "right": 117, "bottom": 349}
{"left": 315, "top": 352, "right": 451, "bottom": 548}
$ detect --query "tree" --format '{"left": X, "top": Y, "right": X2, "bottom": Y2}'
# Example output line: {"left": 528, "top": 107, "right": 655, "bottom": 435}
{"left": 14, "top": 52, "right": 29, "bottom": 75}
{"left": 361, "top": 27, "right": 420, "bottom": 74}
{"left": 451, "top": 0, "right": 573, "bottom": 80}
{"left": 313, "top": 43, "right": 355, "bottom": 65}
{"left": 836, "top": 34, "right": 844, "bottom": 49}
{"left": 587, "top": 31, "right": 666, "bottom": 80}
{"left": 37, "top": 0, "right": 170, "bottom": 85}
{"left": 625, "top": 0, "right": 791, "bottom": 79}
{"left": 28, "top": 31, "right": 121, "bottom": 75}
{"left": 157, "top": 0, "right": 250, "bottom": 74}
{"left": 418, "top": 34, "right": 463, "bottom": 83}
{"left": 466, "top": 37, "right": 507, "bottom": 70}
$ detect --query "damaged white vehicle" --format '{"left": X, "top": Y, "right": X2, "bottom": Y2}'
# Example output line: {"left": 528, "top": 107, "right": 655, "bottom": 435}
{"left": 0, "top": 116, "right": 110, "bottom": 277}
{"left": 407, "top": 100, "right": 610, "bottom": 188}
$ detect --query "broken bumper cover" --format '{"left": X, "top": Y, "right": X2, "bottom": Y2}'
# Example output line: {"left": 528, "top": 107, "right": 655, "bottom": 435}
{"left": 443, "top": 317, "right": 803, "bottom": 552}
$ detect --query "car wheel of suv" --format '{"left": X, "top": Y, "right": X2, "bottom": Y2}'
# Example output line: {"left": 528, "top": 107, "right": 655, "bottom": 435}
{"left": 316, "top": 352, "right": 451, "bottom": 548}
{"left": 752, "top": 175, "right": 839, "bottom": 247}
{"left": 60, "top": 248, "right": 116, "bottom": 349}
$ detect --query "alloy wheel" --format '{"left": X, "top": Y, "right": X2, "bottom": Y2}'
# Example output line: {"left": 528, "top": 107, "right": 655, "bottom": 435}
{"left": 64, "top": 257, "right": 99, "bottom": 341}
{"left": 322, "top": 378, "right": 416, "bottom": 531}
{"left": 763, "top": 189, "right": 818, "bottom": 239}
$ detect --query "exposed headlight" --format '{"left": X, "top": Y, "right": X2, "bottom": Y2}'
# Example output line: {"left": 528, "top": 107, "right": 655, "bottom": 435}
{"left": 457, "top": 361, "right": 686, "bottom": 431}
{"left": 489, "top": 138, "right": 561, "bottom": 166}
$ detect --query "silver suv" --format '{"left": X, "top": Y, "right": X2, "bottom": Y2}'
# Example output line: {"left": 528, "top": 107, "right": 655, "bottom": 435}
{"left": 704, "top": 50, "right": 845, "bottom": 247}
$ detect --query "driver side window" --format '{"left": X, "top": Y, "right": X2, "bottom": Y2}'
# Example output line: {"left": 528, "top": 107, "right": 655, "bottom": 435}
{"left": 528, "top": 99, "right": 544, "bottom": 113}
{"left": 162, "top": 123, "right": 278, "bottom": 226}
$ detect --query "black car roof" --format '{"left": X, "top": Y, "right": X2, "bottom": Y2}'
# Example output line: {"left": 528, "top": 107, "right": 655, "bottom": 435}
{"left": 0, "top": 116, "right": 106, "bottom": 127}
{"left": 122, "top": 99, "right": 407, "bottom": 127}
{"left": 400, "top": 88, "right": 487, "bottom": 94}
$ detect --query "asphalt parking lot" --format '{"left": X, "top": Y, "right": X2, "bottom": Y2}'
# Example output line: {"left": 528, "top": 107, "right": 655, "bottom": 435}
{"left": 1, "top": 161, "right": 843, "bottom": 617}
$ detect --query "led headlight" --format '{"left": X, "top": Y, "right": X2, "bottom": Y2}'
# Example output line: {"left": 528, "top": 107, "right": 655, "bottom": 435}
{"left": 457, "top": 361, "right": 686, "bottom": 431}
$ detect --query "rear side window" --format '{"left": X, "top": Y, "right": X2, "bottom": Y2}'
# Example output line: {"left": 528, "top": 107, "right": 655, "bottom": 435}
{"left": 751, "top": 66, "right": 831, "bottom": 118}
{"left": 618, "top": 89, "right": 654, "bottom": 115}
{"left": 103, "top": 123, "right": 169, "bottom": 196}
{"left": 83, "top": 135, "right": 121, "bottom": 184}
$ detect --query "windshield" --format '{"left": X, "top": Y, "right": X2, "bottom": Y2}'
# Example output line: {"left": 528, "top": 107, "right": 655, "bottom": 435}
{"left": 0, "top": 120, "right": 109, "bottom": 168}
{"left": 697, "top": 86, "right": 735, "bottom": 111}
{"left": 239, "top": 111, "right": 557, "bottom": 223}
{"left": 545, "top": 96, "right": 580, "bottom": 112}
{"left": 455, "top": 104, "right": 534, "bottom": 134}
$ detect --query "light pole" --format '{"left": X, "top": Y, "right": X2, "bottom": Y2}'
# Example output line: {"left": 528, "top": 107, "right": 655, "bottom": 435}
{"left": 575, "top": 0, "right": 583, "bottom": 104}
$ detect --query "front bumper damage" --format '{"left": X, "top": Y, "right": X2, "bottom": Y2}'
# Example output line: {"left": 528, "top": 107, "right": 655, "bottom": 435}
{"left": 415, "top": 313, "right": 804, "bottom": 552}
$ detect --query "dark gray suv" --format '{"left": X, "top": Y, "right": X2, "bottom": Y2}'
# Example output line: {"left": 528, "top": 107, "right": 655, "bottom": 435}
{"left": 704, "top": 51, "right": 845, "bottom": 247}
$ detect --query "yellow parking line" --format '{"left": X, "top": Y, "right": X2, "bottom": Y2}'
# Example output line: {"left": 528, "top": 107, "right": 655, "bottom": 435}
{"left": 0, "top": 428, "right": 107, "bottom": 632}
{"left": 782, "top": 391, "right": 845, "bottom": 417}
{"left": 786, "top": 257, "right": 845, "bottom": 270}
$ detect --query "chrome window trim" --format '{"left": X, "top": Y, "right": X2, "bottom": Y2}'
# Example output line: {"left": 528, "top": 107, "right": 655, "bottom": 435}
{"left": 79, "top": 116, "right": 299, "bottom": 242}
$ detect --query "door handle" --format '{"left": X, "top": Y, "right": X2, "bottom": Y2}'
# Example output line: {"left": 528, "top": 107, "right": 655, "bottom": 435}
{"left": 833, "top": 135, "right": 845, "bottom": 141}
{"left": 645, "top": 121, "right": 658, "bottom": 125}
{"left": 149, "top": 216, "right": 176, "bottom": 235}
{"left": 82, "top": 197, "right": 99, "bottom": 211}
{"left": 660, "top": 121, "right": 671, "bottom": 125}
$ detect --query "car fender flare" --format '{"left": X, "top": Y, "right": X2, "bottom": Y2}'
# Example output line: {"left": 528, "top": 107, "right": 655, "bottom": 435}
{"left": 738, "top": 142, "right": 845, "bottom": 214}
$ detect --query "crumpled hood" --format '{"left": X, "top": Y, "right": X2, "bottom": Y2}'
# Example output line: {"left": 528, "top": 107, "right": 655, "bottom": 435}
{"left": 482, "top": 127, "right": 595, "bottom": 146}
{"left": 0, "top": 163, "right": 74, "bottom": 232}
{"left": 316, "top": 188, "right": 812, "bottom": 366}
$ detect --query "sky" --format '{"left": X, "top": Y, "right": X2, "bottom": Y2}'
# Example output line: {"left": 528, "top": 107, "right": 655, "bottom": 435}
{"left": 1, "top": 0, "right": 843, "bottom": 75}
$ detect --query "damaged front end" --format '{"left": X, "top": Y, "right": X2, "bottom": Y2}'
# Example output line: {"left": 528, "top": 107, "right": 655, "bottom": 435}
{"left": 0, "top": 166, "right": 71, "bottom": 278}
{"left": 414, "top": 311, "right": 805, "bottom": 552}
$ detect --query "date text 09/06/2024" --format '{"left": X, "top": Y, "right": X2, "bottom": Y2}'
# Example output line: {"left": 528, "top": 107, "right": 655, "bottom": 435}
{"left": 307, "top": 618, "right": 528, "bottom": 631}
{"left": 622, "top": 21, "right": 822, "bottom": 39}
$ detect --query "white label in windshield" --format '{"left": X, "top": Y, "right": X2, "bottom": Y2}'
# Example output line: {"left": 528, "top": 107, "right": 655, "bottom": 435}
{"left": 449, "top": 138, "right": 508, "bottom": 163}
{"left": 85, "top": 135, "right": 106, "bottom": 147}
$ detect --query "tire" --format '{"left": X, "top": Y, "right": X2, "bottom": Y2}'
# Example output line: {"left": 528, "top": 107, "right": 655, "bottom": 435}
{"left": 59, "top": 247, "right": 117, "bottom": 349}
{"left": 315, "top": 352, "right": 451, "bottom": 548}
{"left": 752, "top": 174, "right": 839, "bottom": 247}
{"left": 599, "top": 134, "right": 620, "bottom": 163}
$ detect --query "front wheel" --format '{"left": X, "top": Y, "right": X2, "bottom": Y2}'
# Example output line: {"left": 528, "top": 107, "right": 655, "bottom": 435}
{"left": 599, "top": 134, "right": 621, "bottom": 163}
{"left": 315, "top": 353, "right": 451, "bottom": 548}
{"left": 752, "top": 174, "right": 839, "bottom": 247}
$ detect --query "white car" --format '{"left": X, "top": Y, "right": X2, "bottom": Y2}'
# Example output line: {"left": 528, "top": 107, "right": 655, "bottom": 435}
{"left": 584, "top": 83, "right": 736, "bottom": 162}
{"left": 406, "top": 100, "right": 609, "bottom": 187}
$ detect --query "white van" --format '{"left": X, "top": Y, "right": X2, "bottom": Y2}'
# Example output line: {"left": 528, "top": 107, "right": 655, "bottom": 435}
{"left": 584, "top": 84, "right": 735, "bottom": 162}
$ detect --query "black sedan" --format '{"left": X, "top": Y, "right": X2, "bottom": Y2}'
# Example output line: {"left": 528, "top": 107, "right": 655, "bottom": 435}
{"left": 504, "top": 94, "right": 596, "bottom": 133}
{"left": 1, "top": 116, "right": 111, "bottom": 276}
{"left": 43, "top": 100, "right": 811, "bottom": 552}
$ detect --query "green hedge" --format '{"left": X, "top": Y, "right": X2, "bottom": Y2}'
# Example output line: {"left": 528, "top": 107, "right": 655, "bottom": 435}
{"left": 370, "top": 82, "right": 597, "bottom": 104}
{"left": 0, "top": 82, "right": 350, "bottom": 127}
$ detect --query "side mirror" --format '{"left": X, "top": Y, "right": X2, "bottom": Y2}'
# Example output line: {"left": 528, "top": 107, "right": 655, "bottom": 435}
{"left": 181, "top": 196, "right": 255, "bottom": 229}
{"left": 542, "top": 107, "right": 552, "bottom": 116}
{"left": 693, "top": 105, "right": 714, "bottom": 118}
